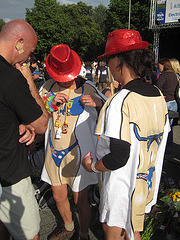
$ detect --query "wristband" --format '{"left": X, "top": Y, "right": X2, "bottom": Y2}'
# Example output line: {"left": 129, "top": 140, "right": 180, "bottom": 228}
{"left": 91, "top": 162, "right": 99, "bottom": 173}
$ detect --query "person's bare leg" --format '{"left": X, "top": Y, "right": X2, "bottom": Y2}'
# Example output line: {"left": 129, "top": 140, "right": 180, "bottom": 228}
{"left": 73, "top": 187, "right": 91, "bottom": 235}
{"left": 30, "top": 233, "right": 39, "bottom": 240}
{"left": 52, "top": 185, "right": 72, "bottom": 225}
{"left": 102, "top": 223, "right": 108, "bottom": 237}
{"left": 134, "top": 231, "right": 141, "bottom": 240}
{"left": 102, "top": 223, "right": 130, "bottom": 240}
{"left": 0, "top": 221, "right": 9, "bottom": 240}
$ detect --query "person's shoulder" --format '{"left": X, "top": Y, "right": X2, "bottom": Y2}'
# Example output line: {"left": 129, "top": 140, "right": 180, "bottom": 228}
{"left": 161, "top": 70, "right": 175, "bottom": 77}
{"left": 159, "top": 71, "right": 166, "bottom": 77}
{"left": 123, "top": 78, "right": 161, "bottom": 97}
{"left": 0, "top": 57, "right": 19, "bottom": 78}
{"left": 84, "top": 80, "right": 95, "bottom": 89}
{"left": 1, "top": 64, "right": 26, "bottom": 90}
{"left": 43, "top": 78, "right": 56, "bottom": 88}
{"left": 39, "top": 78, "right": 57, "bottom": 94}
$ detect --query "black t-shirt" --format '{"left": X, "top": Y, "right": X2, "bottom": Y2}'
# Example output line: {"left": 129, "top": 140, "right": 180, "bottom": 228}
{"left": 0, "top": 56, "right": 43, "bottom": 187}
{"left": 98, "top": 66, "right": 108, "bottom": 83}
{"left": 85, "top": 65, "right": 93, "bottom": 81}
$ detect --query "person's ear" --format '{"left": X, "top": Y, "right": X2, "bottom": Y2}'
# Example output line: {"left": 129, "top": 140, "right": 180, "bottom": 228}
{"left": 15, "top": 41, "right": 24, "bottom": 54}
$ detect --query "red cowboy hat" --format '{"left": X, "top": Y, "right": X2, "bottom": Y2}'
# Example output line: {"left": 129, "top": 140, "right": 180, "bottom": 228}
{"left": 98, "top": 29, "right": 149, "bottom": 59}
{"left": 46, "top": 44, "right": 81, "bottom": 82}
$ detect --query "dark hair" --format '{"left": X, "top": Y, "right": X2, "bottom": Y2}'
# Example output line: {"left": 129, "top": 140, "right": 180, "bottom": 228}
{"left": 159, "top": 58, "right": 169, "bottom": 65}
{"left": 162, "top": 60, "right": 172, "bottom": 71}
{"left": 30, "top": 58, "right": 37, "bottom": 65}
{"left": 112, "top": 49, "right": 156, "bottom": 78}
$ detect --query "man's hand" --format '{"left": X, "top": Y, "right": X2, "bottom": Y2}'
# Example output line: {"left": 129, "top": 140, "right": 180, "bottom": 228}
{"left": 82, "top": 152, "right": 93, "bottom": 172}
{"left": 15, "top": 63, "right": 33, "bottom": 84}
{"left": 80, "top": 95, "right": 103, "bottom": 108}
{"left": 52, "top": 92, "right": 69, "bottom": 106}
{"left": 19, "top": 124, "right": 35, "bottom": 146}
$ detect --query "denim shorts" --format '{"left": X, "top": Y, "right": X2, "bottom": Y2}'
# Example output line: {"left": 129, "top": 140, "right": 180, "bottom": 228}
{"left": 0, "top": 177, "right": 40, "bottom": 240}
{"left": 167, "top": 100, "right": 178, "bottom": 126}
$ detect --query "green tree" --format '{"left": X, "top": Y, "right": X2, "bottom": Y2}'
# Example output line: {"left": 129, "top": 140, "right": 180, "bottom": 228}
{"left": 26, "top": 0, "right": 72, "bottom": 59}
{"left": 62, "top": 2, "right": 104, "bottom": 60}
{"left": 92, "top": 4, "right": 107, "bottom": 36}
{"left": 25, "top": 0, "right": 104, "bottom": 61}
{"left": 105, "top": 0, "right": 153, "bottom": 45}
{"left": 0, "top": 19, "right": 5, "bottom": 31}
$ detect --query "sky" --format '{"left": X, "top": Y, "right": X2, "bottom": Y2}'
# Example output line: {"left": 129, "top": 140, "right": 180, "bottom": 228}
{"left": 0, "top": 0, "right": 110, "bottom": 22}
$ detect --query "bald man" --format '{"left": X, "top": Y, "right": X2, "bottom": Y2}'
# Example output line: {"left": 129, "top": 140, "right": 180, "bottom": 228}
{"left": 0, "top": 20, "right": 48, "bottom": 240}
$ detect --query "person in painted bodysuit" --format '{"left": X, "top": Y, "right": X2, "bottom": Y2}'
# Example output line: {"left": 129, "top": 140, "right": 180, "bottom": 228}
{"left": 83, "top": 29, "right": 170, "bottom": 240}
{"left": 40, "top": 44, "right": 106, "bottom": 240}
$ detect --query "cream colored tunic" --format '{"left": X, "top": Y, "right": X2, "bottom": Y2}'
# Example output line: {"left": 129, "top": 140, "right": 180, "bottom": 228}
{"left": 96, "top": 80, "right": 170, "bottom": 239}
{"left": 40, "top": 79, "right": 106, "bottom": 192}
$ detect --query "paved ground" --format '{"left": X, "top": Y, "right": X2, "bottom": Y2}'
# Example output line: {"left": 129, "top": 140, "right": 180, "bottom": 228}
{"left": 37, "top": 123, "right": 180, "bottom": 240}
{"left": 37, "top": 184, "right": 104, "bottom": 240}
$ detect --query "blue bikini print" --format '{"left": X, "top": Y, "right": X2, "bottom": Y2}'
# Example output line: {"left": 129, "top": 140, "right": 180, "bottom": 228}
{"left": 48, "top": 83, "right": 84, "bottom": 116}
{"left": 48, "top": 85, "right": 84, "bottom": 167}
{"left": 60, "top": 86, "right": 84, "bottom": 116}
{"left": 49, "top": 130, "right": 78, "bottom": 167}
{"left": 136, "top": 167, "right": 155, "bottom": 192}
{"left": 133, "top": 124, "right": 164, "bottom": 151}
{"left": 134, "top": 115, "right": 167, "bottom": 191}
{"left": 133, "top": 115, "right": 167, "bottom": 151}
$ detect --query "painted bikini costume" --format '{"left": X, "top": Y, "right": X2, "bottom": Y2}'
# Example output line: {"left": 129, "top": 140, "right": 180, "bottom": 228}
{"left": 40, "top": 79, "right": 105, "bottom": 192}
{"left": 95, "top": 80, "right": 170, "bottom": 240}
{"left": 48, "top": 88, "right": 84, "bottom": 167}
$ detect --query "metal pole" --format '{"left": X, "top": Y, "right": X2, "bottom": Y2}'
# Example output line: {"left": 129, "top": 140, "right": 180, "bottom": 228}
{"left": 128, "top": 0, "right": 131, "bottom": 29}
{"left": 153, "top": 29, "right": 160, "bottom": 63}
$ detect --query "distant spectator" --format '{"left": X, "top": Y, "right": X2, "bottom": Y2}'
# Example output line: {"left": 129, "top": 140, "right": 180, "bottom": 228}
{"left": 79, "top": 65, "right": 86, "bottom": 78}
{"left": 102, "top": 80, "right": 121, "bottom": 98}
{"left": 79, "top": 58, "right": 86, "bottom": 78}
{"left": 84, "top": 61, "right": 95, "bottom": 82}
{"left": 169, "top": 58, "right": 180, "bottom": 84}
{"left": 97, "top": 61, "right": 109, "bottom": 91}
{"left": 30, "top": 58, "right": 38, "bottom": 73}
{"left": 32, "top": 71, "right": 45, "bottom": 90}
{"left": 157, "top": 58, "right": 169, "bottom": 79}
{"left": 156, "top": 58, "right": 178, "bottom": 153}
{"left": 37, "top": 60, "right": 43, "bottom": 72}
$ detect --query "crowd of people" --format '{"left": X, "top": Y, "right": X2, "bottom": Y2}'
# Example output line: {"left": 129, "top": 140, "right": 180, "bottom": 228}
{"left": 0, "top": 19, "right": 180, "bottom": 240}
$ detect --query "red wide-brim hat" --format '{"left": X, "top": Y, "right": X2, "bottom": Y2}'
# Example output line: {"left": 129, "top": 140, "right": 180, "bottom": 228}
{"left": 46, "top": 44, "right": 81, "bottom": 83}
{"left": 98, "top": 29, "right": 149, "bottom": 59}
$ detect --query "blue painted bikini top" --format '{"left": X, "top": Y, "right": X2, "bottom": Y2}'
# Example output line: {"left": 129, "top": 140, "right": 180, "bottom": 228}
{"left": 61, "top": 85, "right": 84, "bottom": 116}
{"left": 49, "top": 83, "right": 84, "bottom": 116}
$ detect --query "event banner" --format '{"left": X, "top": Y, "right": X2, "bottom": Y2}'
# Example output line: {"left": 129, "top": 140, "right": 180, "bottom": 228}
{"left": 156, "top": 0, "right": 180, "bottom": 24}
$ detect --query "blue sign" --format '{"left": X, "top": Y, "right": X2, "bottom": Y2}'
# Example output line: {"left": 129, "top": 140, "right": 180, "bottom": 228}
{"left": 156, "top": 8, "right": 166, "bottom": 23}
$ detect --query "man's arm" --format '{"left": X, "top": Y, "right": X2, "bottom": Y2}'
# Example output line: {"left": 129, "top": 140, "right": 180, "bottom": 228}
{"left": 19, "top": 124, "right": 35, "bottom": 146}
{"left": 15, "top": 64, "right": 49, "bottom": 134}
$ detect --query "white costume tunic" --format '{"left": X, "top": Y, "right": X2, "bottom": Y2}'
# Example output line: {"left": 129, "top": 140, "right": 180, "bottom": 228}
{"left": 40, "top": 79, "right": 106, "bottom": 192}
{"left": 95, "top": 79, "right": 170, "bottom": 239}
